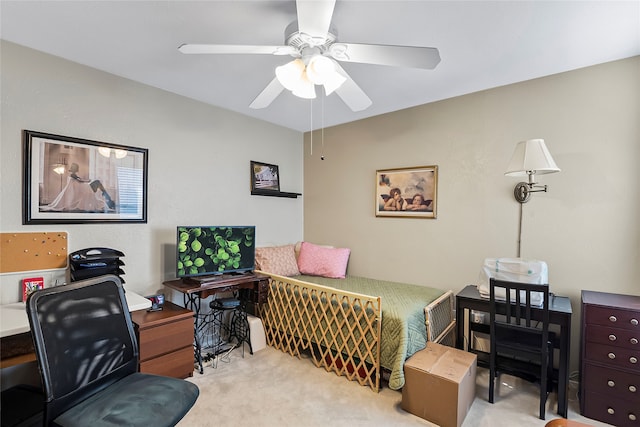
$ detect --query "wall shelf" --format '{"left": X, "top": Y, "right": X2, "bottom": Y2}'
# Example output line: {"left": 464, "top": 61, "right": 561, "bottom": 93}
{"left": 251, "top": 190, "right": 301, "bottom": 199}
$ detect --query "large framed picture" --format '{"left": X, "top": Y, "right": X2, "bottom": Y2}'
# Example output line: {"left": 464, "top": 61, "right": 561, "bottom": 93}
{"left": 23, "top": 130, "right": 148, "bottom": 224}
{"left": 376, "top": 165, "right": 438, "bottom": 218}
{"left": 250, "top": 160, "right": 280, "bottom": 193}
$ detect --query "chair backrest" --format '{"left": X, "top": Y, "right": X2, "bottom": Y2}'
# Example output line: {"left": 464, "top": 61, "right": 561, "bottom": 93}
{"left": 26, "top": 275, "right": 138, "bottom": 424}
{"left": 489, "top": 278, "right": 550, "bottom": 352}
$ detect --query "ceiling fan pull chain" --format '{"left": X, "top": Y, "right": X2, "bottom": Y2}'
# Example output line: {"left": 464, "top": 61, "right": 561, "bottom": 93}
{"left": 310, "top": 98, "right": 313, "bottom": 156}
{"left": 321, "top": 95, "right": 325, "bottom": 160}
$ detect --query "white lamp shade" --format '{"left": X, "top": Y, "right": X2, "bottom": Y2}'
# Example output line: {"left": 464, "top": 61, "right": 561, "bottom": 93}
{"left": 505, "top": 139, "right": 560, "bottom": 176}
{"left": 291, "top": 72, "right": 316, "bottom": 99}
{"left": 275, "top": 59, "right": 305, "bottom": 91}
{"left": 322, "top": 65, "right": 347, "bottom": 95}
{"left": 306, "top": 55, "right": 335, "bottom": 85}
{"left": 98, "top": 147, "right": 112, "bottom": 158}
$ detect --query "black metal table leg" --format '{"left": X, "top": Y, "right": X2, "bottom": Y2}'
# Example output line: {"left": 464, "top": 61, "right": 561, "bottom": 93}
{"left": 183, "top": 292, "right": 204, "bottom": 374}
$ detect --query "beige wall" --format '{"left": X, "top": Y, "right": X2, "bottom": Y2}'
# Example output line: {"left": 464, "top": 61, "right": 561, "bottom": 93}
{"left": 2, "top": 38, "right": 638, "bottom": 373}
{"left": 0, "top": 41, "right": 304, "bottom": 301}
{"left": 303, "top": 57, "right": 640, "bottom": 370}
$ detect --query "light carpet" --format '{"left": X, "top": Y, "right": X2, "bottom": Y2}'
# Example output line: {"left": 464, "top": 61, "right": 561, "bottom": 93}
{"left": 180, "top": 345, "right": 607, "bottom": 427}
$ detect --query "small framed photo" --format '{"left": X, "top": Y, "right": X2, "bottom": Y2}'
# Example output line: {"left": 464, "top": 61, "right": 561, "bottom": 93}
{"left": 250, "top": 160, "right": 280, "bottom": 193}
{"left": 376, "top": 165, "right": 438, "bottom": 218}
{"left": 23, "top": 130, "right": 148, "bottom": 224}
{"left": 146, "top": 293, "right": 165, "bottom": 312}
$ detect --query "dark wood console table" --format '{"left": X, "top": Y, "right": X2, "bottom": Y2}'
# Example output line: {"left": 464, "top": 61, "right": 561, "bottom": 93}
{"left": 163, "top": 273, "right": 269, "bottom": 373}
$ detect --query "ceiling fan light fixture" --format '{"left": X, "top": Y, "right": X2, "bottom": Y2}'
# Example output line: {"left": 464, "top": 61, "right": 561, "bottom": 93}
{"left": 291, "top": 72, "right": 316, "bottom": 99}
{"left": 322, "top": 69, "right": 347, "bottom": 95}
{"left": 306, "top": 54, "right": 334, "bottom": 84}
{"left": 275, "top": 58, "right": 305, "bottom": 91}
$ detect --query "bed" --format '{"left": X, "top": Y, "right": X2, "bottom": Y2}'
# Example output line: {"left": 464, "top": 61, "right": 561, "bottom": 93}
{"left": 254, "top": 242, "right": 456, "bottom": 392}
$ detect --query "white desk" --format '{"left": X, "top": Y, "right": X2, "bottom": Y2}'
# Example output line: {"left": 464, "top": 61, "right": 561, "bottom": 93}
{"left": 1, "top": 291, "right": 151, "bottom": 338}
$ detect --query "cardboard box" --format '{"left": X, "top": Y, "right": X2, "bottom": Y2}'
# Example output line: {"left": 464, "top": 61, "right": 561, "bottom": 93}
{"left": 402, "top": 342, "right": 477, "bottom": 427}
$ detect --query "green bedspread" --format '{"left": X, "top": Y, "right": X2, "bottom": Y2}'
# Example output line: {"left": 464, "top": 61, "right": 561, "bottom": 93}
{"left": 294, "top": 275, "right": 445, "bottom": 390}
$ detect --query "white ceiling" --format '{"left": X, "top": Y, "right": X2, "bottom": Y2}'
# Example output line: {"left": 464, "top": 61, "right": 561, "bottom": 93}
{"left": 1, "top": 1, "right": 638, "bottom": 132}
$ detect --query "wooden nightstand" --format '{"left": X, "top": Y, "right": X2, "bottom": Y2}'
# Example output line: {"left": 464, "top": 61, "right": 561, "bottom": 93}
{"left": 131, "top": 301, "right": 194, "bottom": 379}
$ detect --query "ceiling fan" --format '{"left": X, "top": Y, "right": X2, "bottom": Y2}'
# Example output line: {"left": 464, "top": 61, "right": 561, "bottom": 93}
{"left": 178, "top": 0, "right": 440, "bottom": 112}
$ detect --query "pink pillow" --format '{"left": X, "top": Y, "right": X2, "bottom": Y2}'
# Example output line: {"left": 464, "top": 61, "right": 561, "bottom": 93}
{"left": 297, "top": 241, "right": 350, "bottom": 279}
{"left": 255, "top": 245, "right": 300, "bottom": 276}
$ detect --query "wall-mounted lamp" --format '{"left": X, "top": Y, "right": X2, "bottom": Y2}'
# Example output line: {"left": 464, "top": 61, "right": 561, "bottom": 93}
{"left": 505, "top": 139, "right": 560, "bottom": 203}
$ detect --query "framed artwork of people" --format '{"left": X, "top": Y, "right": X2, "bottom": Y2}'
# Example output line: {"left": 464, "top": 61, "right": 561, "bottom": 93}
{"left": 376, "top": 165, "right": 438, "bottom": 218}
{"left": 22, "top": 130, "right": 148, "bottom": 224}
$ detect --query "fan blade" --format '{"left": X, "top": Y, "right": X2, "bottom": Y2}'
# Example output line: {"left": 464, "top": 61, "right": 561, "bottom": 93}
{"left": 296, "top": 0, "right": 336, "bottom": 43}
{"left": 249, "top": 78, "right": 285, "bottom": 109}
{"left": 178, "top": 44, "right": 296, "bottom": 56}
{"left": 332, "top": 63, "right": 372, "bottom": 112}
{"left": 329, "top": 43, "right": 441, "bottom": 69}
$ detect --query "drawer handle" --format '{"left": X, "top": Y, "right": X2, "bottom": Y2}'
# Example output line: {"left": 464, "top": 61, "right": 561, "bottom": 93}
{"left": 631, "top": 318, "right": 638, "bottom": 326}
{"left": 607, "top": 380, "right": 615, "bottom": 387}
{"left": 609, "top": 334, "right": 617, "bottom": 341}
{"left": 609, "top": 316, "right": 617, "bottom": 323}
{"left": 608, "top": 408, "right": 615, "bottom": 415}
{"left": 630, "top": 385, "right": 637, "bottom": 393}
{"left": 630, "top": 413, "right": 637, "bottom": 421}
{"left": 608, "top": 352, "right": 616, "bottom": 360}
{"left": 630, "top": 356, "right": 638, "bottom": 364}
{"left": 632, "top": 338, "right": 639, "bottom": 345}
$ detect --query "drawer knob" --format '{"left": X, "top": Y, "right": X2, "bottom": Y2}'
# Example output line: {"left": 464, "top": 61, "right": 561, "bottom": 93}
{"left": 607, "top": 380, "right": 615, "bottom": 387}
{"left": 630, "top": 414, "right": 637, "bottom": 421}
{"left": 630, "top": 385, "right": 637, "bottom": 393}
{"left": 609, "top": 315, "right": 617, "bottom": 323}
{"left": 632, "top": 338, "right": 639, "bottom": 345}
{"left": 630, "top": 356, "right": 638, "bottom": 364}
{"left": 608, "top": 352, "right": 616, "bottom": 360}
{"left": 609, "top": 334, "right": 617, "bottom": 341}
{"left": 608, "top": 408, "right": 615, "bottom": 415}
{"left": 631, "top": 318, "right": 639, "bottom": 326}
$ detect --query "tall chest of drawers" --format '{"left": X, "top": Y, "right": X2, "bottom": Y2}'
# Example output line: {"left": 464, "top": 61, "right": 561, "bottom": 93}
{"left": 580, "top": 291, "right": 640, "bottom": 426}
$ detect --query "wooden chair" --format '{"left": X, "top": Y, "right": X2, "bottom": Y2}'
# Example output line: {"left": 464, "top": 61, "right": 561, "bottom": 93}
{"left": 489, "top": 278, "right": 554, "bottom": 420}
{"left": 26, "top": 275, "right": 199, "bottom": 426}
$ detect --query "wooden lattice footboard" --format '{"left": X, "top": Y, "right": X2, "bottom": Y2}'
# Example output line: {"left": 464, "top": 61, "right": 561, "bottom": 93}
{"left": 259, "top": 272, "right": 382, "bottom": 392}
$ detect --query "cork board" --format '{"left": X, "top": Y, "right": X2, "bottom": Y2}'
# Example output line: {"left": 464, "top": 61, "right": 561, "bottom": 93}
{"left": 0, "top": 232, "right": 68, "bottom": 273}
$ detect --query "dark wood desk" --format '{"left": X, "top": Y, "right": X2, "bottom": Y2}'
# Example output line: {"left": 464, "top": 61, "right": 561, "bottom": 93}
{"left": 455, "top": 284, "right": 572, "bottom": 418}
{"left": 163, "top": 273, "right": 269, "bottom": 373}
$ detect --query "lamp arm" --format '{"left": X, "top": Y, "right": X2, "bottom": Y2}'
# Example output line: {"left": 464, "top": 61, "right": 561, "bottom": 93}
{"left": 513, "top": 181, "right": 548, "bottom": 203}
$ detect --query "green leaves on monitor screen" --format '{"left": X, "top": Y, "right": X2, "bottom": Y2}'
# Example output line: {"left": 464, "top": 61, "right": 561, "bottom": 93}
{"left": 177, "top": 226, "right": 253, "bottom": 277}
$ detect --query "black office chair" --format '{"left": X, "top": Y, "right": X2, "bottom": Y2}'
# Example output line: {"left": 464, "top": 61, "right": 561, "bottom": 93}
{"left": 488, "top": 278, "right": 554, "bottom": 420}
{"left": 26, "top": 275, "right": 199, "bottom": 426}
